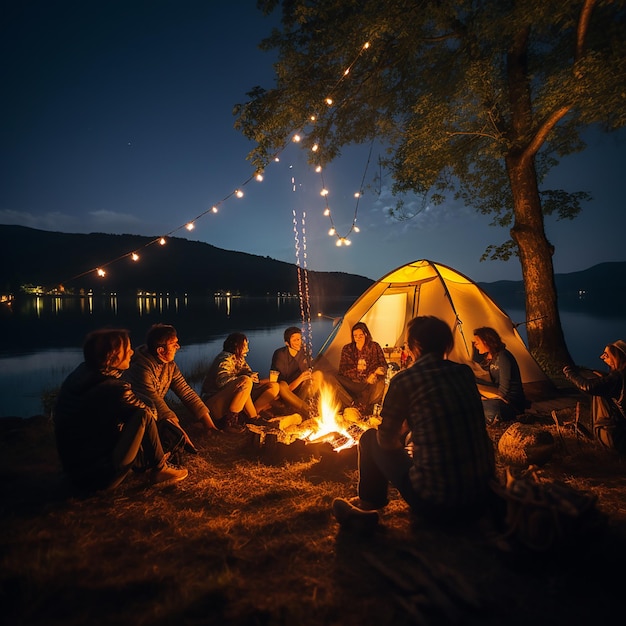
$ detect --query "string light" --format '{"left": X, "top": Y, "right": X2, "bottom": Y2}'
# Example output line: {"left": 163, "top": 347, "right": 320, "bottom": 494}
{"left": 54, "top": 39, "right": 376, "bottom": 289}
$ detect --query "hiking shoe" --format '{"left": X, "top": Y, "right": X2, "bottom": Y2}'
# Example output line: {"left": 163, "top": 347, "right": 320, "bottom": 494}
{"left": 152, "top": 463, "right": 188, "bottom": 486}
{"left": 348, "top": 496, "right": 385, "bottom": 511}
{"left": 244, "top": 413, "right": 273, "bottom": 427}
{"left": 221, "top": 412, "right": 247, "bottom": 434}
{"left": 332, "top": 498, "right": 380, "bottom": 531}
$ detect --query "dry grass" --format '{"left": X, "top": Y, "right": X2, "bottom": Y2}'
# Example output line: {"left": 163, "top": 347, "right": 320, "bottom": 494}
{"left": 1, "top": 403, "right": 626, "bottom": 626}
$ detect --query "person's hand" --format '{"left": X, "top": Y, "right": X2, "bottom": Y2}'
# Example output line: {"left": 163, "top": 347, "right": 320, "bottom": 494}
{"left": 366, "top": 373, "right": 377, "bottom": 384}
{"left": 250, "top": 372, "right": 260, "bottom": 383}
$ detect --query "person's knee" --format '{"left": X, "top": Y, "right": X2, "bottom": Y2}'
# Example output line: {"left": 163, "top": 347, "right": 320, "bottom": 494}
{"left": 268, "top": 381, "right": 280, "bottom": 399}
{"left": 359, "top": 427, "right": 378, "bottom": 451}
{"left": 311, "top": 369, "right": 324, "bottom": 387}
{"left": 235, "top": 375, "right": 253, "bottom": 393}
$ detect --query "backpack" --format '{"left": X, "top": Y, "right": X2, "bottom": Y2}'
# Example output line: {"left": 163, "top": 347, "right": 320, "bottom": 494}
{"left": 491, "top": 466, "right": 605, "bottom": 552}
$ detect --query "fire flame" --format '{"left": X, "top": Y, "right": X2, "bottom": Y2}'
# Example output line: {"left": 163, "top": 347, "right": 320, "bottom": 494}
{"left": 303, "top": 381, "right": 359, "bottom": 451}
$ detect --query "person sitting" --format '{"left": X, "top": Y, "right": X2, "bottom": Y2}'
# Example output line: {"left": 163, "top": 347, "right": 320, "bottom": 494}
{"left": 270, "top": 326, "right": 323, "bottom": 419}
{"left": 563, "top": 340, "right": 626, "bottom": 455}
{"left": 124, "top": 323, "right": 217, "bottom": 451}
{"left": 472, "top": 326, "right": 526, "bottom": 424}
{"left": 333, "top": 321, "right": 387, "bottom": 414}
{"left": 332, "top": 316, "right": 495, "bottom": 530}
{"left": 52, "top": 328, "right": 188, "bottom": 492}
{"left": 201, "top": 332, "right": 279, "bottom": 432}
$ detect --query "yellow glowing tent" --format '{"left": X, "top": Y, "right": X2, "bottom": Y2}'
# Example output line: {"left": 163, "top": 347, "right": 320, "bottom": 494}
{"left": 314, "top": 259, "right": 549, "bottom": 388}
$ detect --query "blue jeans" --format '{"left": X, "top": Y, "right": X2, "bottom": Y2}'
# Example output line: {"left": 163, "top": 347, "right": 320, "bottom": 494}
{"left": 482, "top": 398, "right": 518, "bottom": 424}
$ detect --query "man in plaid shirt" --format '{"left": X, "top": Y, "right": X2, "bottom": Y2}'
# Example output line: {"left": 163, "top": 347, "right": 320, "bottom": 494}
{"left": 333, "top": 316, "right": 495, "bottom": 530}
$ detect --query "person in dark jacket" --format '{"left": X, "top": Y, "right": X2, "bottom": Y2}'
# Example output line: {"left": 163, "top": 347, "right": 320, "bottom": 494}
{"left": 563, "top": 339, "right": 626, "bottom": 455}
{"left": 123, "top": 324, "right": 216, "bottom": 453}
{"left": 473, "top": 326, "right": 526, "bottom": 424}
{"left": 53, "top": 328, "right": 188, "bottom": 492}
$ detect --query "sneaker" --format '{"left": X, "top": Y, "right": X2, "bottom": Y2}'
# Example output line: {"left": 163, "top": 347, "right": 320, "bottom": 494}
{"left": 221, "top": 412, "right": 247, "bottom": 434}
{"left": 245, "top": 413, "right": 273, "bottom": 427}
{"left": 152, "top": 463, "right": 188, "bottom": 486}
{"left": 347, "top": 496, "right": 384, "bottom": 511}
{"left": 332, "top": 498, "right": 380, "bottom": 531}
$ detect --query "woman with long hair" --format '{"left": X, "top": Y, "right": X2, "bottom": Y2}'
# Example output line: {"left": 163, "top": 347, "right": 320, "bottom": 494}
{"left": 201, "top": 332, "right": 279, "bottom": 432}
{"left": 472, "top": 326, "right": 526, "bottom": 425}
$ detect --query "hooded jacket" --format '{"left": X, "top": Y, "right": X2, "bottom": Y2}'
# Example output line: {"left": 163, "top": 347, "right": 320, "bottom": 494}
{"left": 53, "top": 362, "right": 155, "bottom": 485}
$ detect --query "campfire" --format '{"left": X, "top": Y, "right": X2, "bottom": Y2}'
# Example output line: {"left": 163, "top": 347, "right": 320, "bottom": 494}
{"left": 249, "top": 381, "right": 381, "bottom": 453}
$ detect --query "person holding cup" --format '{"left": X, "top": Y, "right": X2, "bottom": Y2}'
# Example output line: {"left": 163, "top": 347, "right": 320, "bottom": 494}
{"left": 270, "top": 326, "right": 323, "bottom": 419}
{"left": 201, "top": 332, "right": 279, "bottom": 433}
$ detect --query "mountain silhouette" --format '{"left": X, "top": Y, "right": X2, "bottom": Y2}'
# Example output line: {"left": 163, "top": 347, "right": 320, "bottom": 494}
{"left": 1, "top": 225, "right": 625, "bottom": 309}
{"left": 0, "top": 225, "right": 373, "bottom": 297}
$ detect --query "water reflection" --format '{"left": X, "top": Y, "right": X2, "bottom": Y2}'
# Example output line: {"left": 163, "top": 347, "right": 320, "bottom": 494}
{"left": 2, "top": 293, "right": 626, "bottom": 418}
{"left": 0, "top": 294, "right": 353, "bottom": 417}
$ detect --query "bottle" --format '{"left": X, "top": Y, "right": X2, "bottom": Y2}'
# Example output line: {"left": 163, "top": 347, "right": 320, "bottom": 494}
{"left": 400, "top": 345, "right": 408, "bottom": 369}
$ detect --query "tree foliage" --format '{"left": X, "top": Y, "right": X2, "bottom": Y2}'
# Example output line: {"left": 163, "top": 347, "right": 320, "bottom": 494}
{"left": 235, "top": 0, "right": 626, "bottom": 370}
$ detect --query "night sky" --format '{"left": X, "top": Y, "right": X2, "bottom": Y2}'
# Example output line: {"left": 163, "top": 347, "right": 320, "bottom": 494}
{"left": 2, "top": 0, "right": 625, "bottom": 283}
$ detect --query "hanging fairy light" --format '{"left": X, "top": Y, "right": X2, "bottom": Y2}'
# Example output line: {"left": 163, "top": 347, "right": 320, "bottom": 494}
{"left": 52, "top": 39, "right": 377, "bottom": 289}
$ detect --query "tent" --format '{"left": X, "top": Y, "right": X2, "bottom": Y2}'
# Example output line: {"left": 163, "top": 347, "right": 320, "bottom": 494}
{"left": 314, "top": 259, "right": 550, "bottom": 389}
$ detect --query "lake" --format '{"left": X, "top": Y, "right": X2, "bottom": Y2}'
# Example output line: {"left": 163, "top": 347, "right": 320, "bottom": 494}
{"left": 1, "top": 293, "right": 625, "bottom": 417}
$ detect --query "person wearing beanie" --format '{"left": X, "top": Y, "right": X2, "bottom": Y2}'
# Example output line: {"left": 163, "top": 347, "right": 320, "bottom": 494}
{"left": 563, "top": 340, "right": 626, "bottom": 455}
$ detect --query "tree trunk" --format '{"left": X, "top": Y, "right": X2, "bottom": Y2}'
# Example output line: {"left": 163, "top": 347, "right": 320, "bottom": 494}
{"left": 506, "top": 154, "right": 573, "bottom": 374}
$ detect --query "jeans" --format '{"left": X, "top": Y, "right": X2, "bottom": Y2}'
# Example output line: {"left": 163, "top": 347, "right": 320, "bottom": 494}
{"left": 333, "top": 374, "right": 385, "bottom": 410}
{"left": 357, "top": 428, "right": 492, "bottom": 522}
{"left": 357, "top": 428, "right": 417, "bottom": 509}
{"left": 111, "top": 410, "right": 165, "bottom": 482}
{"left": 482, "top": 398, "right": 518, "bottom": 424}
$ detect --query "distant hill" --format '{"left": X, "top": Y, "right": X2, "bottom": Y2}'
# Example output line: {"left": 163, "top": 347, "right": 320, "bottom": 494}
{"left": 0, "top": 225, "right": 373, "bottom": 298}
{"left": 2, "top": 225, "right": 625, "bottom": 305}
{"left": 478, "top": 261, "right": 626, "bottom": 314}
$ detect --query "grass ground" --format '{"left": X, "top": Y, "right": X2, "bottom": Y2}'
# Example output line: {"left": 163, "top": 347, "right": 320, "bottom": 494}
{"left": 1, "top": 394, "right": 625, "bottom": 626}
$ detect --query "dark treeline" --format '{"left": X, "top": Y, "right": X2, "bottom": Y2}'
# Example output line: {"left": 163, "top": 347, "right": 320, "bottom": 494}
{"left": 0, "top": 225, "right": 373, "bottom": 297}
{"left": 1, "top": 225, "right": 625, "bottom": 315}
